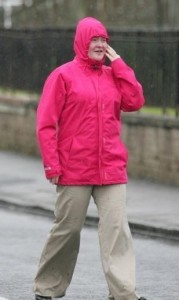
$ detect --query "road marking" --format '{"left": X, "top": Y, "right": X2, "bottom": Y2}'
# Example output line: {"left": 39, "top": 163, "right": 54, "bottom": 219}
{"left": 0, "top": 297, "right": 9, "bottom": 300}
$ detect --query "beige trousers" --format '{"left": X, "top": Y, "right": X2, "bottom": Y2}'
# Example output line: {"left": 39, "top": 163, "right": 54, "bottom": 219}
{"left": 34, "top": 184, "right": 138, "bottom": 300}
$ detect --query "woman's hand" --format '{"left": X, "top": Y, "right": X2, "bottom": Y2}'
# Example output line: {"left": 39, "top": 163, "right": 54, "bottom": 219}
{"left": 48, "top": 176, "right": 59, "bottom": 185}
{"left": 106, "top": 44, "right": 120, "bottom": 62}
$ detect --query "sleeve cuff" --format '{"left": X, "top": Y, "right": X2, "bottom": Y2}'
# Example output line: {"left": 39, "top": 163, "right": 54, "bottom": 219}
{"left": 44, "top": 165, "right": 62, "bottom": 179}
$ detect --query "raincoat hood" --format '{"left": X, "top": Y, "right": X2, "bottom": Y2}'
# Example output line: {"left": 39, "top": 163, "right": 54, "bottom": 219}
{"left": 74, "top": 17, "right": 109, "bottom": 65}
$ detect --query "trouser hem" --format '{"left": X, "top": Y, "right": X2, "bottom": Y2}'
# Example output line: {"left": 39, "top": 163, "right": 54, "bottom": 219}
{"left": 35, "top": 293, "right": 65, "bottom": 298}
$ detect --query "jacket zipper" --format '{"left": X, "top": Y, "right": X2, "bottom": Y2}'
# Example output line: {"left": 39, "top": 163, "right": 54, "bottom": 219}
{"left": 97, "top": 73, "right": 103, "bottom": 185}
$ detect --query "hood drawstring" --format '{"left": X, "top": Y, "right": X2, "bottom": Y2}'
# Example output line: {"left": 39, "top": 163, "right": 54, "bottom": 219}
{"left": 92, "top": 64, "right": 100, "bottom": 70}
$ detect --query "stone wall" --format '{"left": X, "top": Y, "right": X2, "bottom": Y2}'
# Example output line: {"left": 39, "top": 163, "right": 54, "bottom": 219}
{"left": 122, "top": 114, "right": 179, "bottom": 186}
{"left": 0, "top": 97, "right": 179, "bottom": 186}
{"left": 0, "top": 96, "right": 39, "bottom": 156}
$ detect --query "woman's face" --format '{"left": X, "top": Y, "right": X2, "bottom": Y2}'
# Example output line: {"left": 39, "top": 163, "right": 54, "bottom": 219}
{"left": 88, "top": 36, "right": 107, "bottom": 61}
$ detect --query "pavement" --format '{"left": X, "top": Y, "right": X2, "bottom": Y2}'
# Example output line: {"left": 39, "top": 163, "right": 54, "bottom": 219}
{"left": 0, "top": 150, "right": 179, "bottom": 240}
{"left": 1, "top": 208, "right": 179, "bottom": 300}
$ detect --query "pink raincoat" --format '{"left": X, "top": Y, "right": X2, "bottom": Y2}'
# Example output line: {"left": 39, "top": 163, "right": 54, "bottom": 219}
{"left": 37, "top": 17, "right": 145, "bottom": 185}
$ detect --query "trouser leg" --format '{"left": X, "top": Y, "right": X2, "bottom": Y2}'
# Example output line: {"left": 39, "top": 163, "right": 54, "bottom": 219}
{"left": 34, "top": 185, "right": 92, "bottom": 298}
{"left": 92, "top": 184, "right": 138, "bottom": 300}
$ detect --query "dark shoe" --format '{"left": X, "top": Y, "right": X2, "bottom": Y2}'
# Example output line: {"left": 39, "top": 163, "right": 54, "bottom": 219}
{"left": 35, "top": 295, "right": 51, "bottom": 300}
{"left": 108, "top": 296, "right": 147, "bottom": 300}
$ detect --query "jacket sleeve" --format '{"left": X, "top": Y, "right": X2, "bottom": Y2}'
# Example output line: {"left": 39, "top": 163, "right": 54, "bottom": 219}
{"left": 111, "top": 57, "right": 145, "bottom": 112}
{"left": 36, "top": 68, "right": 66, "bottom": 179}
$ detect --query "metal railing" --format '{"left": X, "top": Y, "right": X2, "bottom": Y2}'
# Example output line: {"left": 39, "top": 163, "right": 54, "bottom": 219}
{"left": 0, "top": 28, "right": 178, "bottom": 117}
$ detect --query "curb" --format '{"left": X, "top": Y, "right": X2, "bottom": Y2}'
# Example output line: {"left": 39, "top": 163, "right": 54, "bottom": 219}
{"left": 85, "top": 215, "right": 179, "bottom": 241}
{"left": 0, "top": 199, "right": 179, "bottom": 241}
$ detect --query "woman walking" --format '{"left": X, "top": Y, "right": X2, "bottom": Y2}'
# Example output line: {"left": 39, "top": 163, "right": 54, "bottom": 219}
{"left": 34, "top": 17, "right": 147, "bottom": 300}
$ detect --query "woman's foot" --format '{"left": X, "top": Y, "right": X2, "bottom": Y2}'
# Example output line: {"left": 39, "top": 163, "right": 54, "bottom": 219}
{"left": 35, "top": 295, "right": 51, "bottom": 300}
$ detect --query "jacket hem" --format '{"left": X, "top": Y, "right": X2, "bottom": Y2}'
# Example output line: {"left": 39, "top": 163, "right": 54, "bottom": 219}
{"left": 58, "top": 179, "right": 128, "bottom": 186}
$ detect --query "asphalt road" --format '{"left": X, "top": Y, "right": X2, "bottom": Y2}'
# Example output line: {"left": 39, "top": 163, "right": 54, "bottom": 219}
{"left": 0, "top": 208, "right": 179, "bottom": 300}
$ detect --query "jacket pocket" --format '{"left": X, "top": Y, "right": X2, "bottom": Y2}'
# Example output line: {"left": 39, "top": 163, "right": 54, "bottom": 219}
{"left": 58, "top": 137, "right": 74, "bottom": 170}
